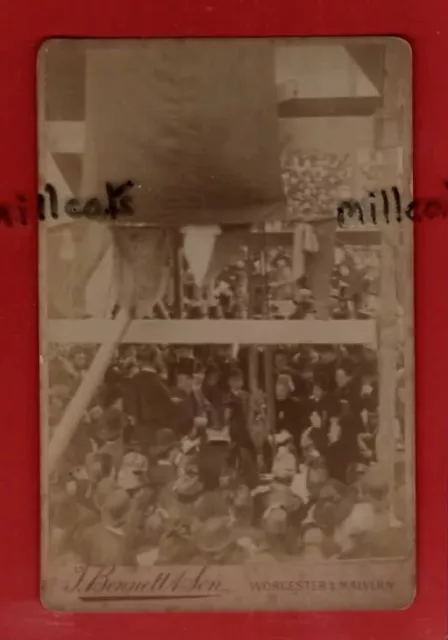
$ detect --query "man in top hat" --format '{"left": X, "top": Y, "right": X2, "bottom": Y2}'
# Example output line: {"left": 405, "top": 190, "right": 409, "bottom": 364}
{"left": 170, "top": 357, "right": 203, "bottom": 437}
{"left": 325, "top": 412, "right": 360, "bottom": 484}
{"left": 123, "top": 346, "right": 178, "bottom": 450}
{"left": 202, "top": 361, "right": 225, "bottom": 410}
{"left": 274, "top": 373, "right": 303, "bottom": 450}
{"left": 306, "top": 373, "right": 329, "bottom": 420}
{"left": 224, "top": 382, "right": 259, "bottom": 488}
{"left": 314, "top": 345, "right": 339, "bottom": 395}
{"left": 225, "top": 367, "right": 250, "bottom": 440}
{"left": 95, "top": 405, "right": 128, "bottom": 475}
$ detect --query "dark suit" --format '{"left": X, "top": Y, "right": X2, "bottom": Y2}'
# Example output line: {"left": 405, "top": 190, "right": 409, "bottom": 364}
{"left": 123, "top": 369, "right": 175, "bottom": 445}
{"left": 170, "top": 386, "right": 200, "bottom": 436}
{"left": 275, "top": 397, "right": 304, "bottom": 450}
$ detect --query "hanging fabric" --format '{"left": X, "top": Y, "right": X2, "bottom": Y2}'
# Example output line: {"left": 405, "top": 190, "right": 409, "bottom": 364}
{"left": 182, "top": 225, "right": 221, "bottom": 287}
{"left": 291, "top": 222, "right": 319, "bottom": 281}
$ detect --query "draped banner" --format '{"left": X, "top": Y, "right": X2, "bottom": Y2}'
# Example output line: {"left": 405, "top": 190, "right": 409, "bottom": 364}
{"left": 46, "top": 221, "right": 111, "bottom": 318}
{"left": 112, "top": 227, "right": 172, "bottom": 318}
{"left": 204, "top": 226, "right": 249, "bottom": 286}
{"left": 82, "top": 39, "right": 285, "bottom": 227}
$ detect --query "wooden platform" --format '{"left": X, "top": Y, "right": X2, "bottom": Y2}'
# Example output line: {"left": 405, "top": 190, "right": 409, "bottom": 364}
{"left": 47, "top": 318, "right": 377, "bottom": 346}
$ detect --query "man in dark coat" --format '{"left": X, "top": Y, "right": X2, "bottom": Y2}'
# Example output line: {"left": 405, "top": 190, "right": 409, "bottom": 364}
{"left": 331, "top": 363, "right": 362, "bottom": 416}
{"left": 274, "top": 373, "right": 303, "bottom": 451}
{"left": 224, "top": 368, "right": 258, "bottom": 487}
{"left": 170, "top": 358, "right": 205, "bottom": 437}
{"left": 123, "top": 346, "right": 177, "bottom": 450}
{"left": 314, "top": 345, "right": 339, "bottom": 395}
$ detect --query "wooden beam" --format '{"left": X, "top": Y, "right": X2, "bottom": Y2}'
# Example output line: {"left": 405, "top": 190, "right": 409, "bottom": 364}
{"left": 48, "top": 308, "right": 132, "bottom": 476}
{"left": 47, "top": 318, "right": 377, "bottom": 346}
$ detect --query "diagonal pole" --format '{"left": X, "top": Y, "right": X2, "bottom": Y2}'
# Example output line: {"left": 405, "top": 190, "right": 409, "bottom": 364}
{"left": 47, "top": 307, "right": 131, "bottom": 476}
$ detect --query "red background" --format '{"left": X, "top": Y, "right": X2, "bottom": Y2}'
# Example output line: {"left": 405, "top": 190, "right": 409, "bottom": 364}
{"left": 0, "top": 0, "right": 446, "bottom": 638}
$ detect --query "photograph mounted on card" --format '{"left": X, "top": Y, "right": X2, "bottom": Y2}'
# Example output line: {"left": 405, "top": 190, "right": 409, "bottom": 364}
{"left": 38, "top": 37, "right": 414, "bottom": 612}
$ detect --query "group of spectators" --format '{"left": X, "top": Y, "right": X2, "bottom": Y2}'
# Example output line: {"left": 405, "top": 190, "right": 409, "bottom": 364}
{"left": 175, "top": 243, "right": 379, "bottom": 322}
{"left": 48, "top": 341, "right": 407, "bottom": 569}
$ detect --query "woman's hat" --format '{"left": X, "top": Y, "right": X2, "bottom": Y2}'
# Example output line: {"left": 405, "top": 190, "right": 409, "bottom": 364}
{"left": 157, "top": 527, "right": 196, "bottom": 564}
{"left": 342, "top": 501, "right": 376, "bottom": 537}
{"left": 173, "top": 466, "right": 204, "bottom": 499}
{"left": 195, "top": 517, "right": 236, "bottom": 555}
{"left": 176, "top": 357, "right": 195, "bottom": 376}
{"left": 117, "top": 451, "right": 148, "bottom": 490}
{"left": 274, "top": 429, "right": 293, "bottom": 446}
{"left": 272, "top": 449, "right": 297, "bottom": 481}
{"left": 180, "top": 436, "right": 201, "bottom": 454}
{"left": 262, "top": 506, "right": 288, "bottom": 536}
{"left": 276, "top": 373, "right": 295, "bottom": 393}
{"left": 301, "top": 523, "right": 325, "bottom": 546}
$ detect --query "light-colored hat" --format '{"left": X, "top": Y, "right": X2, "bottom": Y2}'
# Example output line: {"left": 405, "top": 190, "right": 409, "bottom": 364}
{"left": 343, "top": 502, "right": 376, "bottom": 537}
{"left": 180, "top": 436, "right": 201, "bottom": 454}
{"left": 206, "top": 426, "right": 231, "bottom": 444}
{"left": 274, "top": 430, "right": 293, "bottom": 446}
{"left": 195, "top": 517, "right": 236, "bottom": 554}
{"left": 262, "top": 506, "right": 288, "bottom": 536}
{"left": 302, "top": 525, "right": 325, "bottom": 546}
{"left": 276, "top": 374, "right": 295, "bottom": 393}
{"left": 117, "top": 451, "right": 149, "bottom": 490}
{"left": 173, "top": 466, "right": 204, "bottom": 498}
{"left": 272, "top": 450, "right": 297, "bottom": 481}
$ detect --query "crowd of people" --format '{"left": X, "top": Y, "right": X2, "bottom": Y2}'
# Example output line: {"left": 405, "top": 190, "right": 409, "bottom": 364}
{"left": 165, "top": 243, "right": 380, "bottom": 322}
{"left": 48, "top": 341, "right": 407, "bottom": 569}
{"left": 146, "top": 146, "right": 381, "bottom": 322}
{"left": 281, "top": 148, "right": 353, "bottom": 220}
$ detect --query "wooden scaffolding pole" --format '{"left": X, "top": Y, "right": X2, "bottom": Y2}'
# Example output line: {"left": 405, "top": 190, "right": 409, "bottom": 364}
{"left": 171, "top": 229, "right": 183, "bottom": 319}
{"left": 260, "top": 234, "right": 276, "bottom": 450}
{"left": 48, "top": 307, "right": 131, "bottom": 476}
{"left": 375, "top": 40, "right": 410, "bottom": 500}
{"left": 246, "top": 234, "right": 259, "bottom": 429}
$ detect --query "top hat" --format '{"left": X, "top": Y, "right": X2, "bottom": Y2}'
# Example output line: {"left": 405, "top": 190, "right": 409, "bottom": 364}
{"left": 176, "top": 357, "right": 195, "bottom": 377}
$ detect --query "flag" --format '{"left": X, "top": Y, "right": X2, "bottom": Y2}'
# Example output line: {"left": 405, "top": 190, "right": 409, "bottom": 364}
{"left": 111, "top": 227, "right": 172, "bottom": 317}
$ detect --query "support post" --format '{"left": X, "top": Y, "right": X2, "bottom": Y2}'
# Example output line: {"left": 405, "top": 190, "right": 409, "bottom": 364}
{"left": 171, "top": 230, "right": 183, "bottom": 319}
{"left": 48, "top": 307, "right": 131, "bottom": 476}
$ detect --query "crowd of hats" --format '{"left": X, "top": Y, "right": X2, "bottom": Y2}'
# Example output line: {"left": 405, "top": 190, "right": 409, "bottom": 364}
{"left": 47, "top": 341, "right": 407, "bottom": 567}
{"left": 281, "top": 149, "right": 353, "bottom": 221}
{"left": 175, "top": 244, "right": 380, "bottom": 321}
